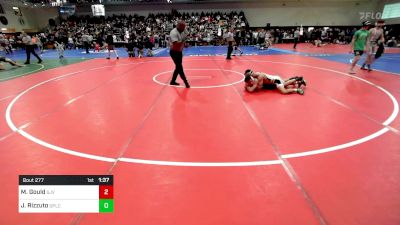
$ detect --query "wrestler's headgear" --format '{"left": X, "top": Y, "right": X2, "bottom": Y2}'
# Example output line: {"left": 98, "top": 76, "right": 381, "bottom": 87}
{"left": 362, "top": 21, "right": 372, "bottom": 27}
{"left": 244, "top": 69, "right": 253, "bottom": 76}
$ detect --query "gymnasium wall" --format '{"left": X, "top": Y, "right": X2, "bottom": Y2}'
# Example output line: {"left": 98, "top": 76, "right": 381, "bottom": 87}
{"left": 75, "top": 1, "right": 380, "bottom": 27}
{"left": 0, "top": 2, "right": 58, "bottom": 33}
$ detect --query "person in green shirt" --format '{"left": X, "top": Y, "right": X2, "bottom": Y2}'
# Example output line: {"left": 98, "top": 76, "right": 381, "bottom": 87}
{"left": 349, "top": 21, "right": 371, "bottom": 74}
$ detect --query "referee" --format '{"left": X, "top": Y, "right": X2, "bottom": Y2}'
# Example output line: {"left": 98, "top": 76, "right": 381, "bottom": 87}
{"left": 293, "top": 28, "right": 300, "bottom": 49}
{"left": 81, "top": 32, "right": 90, "bottom": 54}
{"left": 225, "top": 28, "right": 234, "bottom": 60}
{"left": 169, "top": 20, "right": 190, "bottom": 88}
{"left": 22, "top": 32, "right": 42, "bottom": 64}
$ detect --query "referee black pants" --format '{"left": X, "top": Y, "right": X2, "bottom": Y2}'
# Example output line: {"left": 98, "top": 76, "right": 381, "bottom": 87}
{"left": 84, "top": 41, "right": 90, "bottom": 53}
{"left": 227, "top": 41, "right": 233, "bottom": 59}
{"left": 293, "top": 37, "right": 298, "bottom": 49}
{"left": 170, "top": 50, "right": 189, "bottom": 87}
{"left": 25, "top": 45, "right": 42, "bottom": 63}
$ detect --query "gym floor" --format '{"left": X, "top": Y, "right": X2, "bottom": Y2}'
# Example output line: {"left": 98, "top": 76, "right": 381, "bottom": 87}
{"left": 1, "top": 43, "right": 399, "bottom": 225}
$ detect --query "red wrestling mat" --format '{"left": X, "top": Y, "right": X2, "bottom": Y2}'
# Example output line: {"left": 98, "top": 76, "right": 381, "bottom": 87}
{"left": 0, "top": 55, "right": 399, "bottom": 225}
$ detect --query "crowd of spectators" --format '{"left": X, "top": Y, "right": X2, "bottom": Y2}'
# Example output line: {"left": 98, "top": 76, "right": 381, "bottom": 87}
{"left": 247, "top": 26, "right": 399, "bottom": 47}
{"left": 3, "top": 10, "right": 248, "bottom": 52}
{"left": 1, "top": 10, "right": 399, "bottom": 56}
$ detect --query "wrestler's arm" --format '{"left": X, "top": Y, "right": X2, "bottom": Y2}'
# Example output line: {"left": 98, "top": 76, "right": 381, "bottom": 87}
{"left": 245, "top": 79, "right": 259, "bottom": 92}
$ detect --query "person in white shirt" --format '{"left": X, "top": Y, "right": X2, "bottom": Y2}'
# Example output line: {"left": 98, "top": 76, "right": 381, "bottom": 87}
{"left": 169, "top": 20, "right": 190, "bottom": 88}
{"left": 68, "top": 36, "right": 74, "bottom": 49}
{"left": 293, "top": 28, "right": 300, "bottom": 49}
{"left": 258, "top": 29, "right": 266, "bottom": 46}
{"left": 81, "top": 33, "right": 90, "bottom": 54}
{"left": 243, "top": 69, "right": 306, "bottom": 95}
{"left": 21, "top": 32, "right": 42, "bottom": 64}
{"left": 54, "top": 37, "right": 65, "bottom": 59}
{"left": 265, "top": 31, "right": 272, "bottom": 48}
{"left": 361, "top": 20, "right": 385, "bottom": 71}
{"left": 225, "top": 28, "right": 234, "bottom": 60}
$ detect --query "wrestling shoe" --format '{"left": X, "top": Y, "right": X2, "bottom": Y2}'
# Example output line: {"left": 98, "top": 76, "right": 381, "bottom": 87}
{"left": 297, "top": 89, "right": 304, "bottom": 95}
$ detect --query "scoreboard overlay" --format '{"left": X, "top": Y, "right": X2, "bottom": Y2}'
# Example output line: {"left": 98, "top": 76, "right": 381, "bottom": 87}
{"left": 19, "top": 175, "right": 114, "bottom": 213}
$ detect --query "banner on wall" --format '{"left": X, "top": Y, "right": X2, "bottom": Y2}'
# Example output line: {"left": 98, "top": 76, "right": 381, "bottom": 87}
{"left": 59, "top": 5, "right": 76, "bottom": 16}
{"left": 91, "top": 4, "right": 105, "bottom": 17}
{"left": 382, "top": 2, "right": 400, "bottom": 19}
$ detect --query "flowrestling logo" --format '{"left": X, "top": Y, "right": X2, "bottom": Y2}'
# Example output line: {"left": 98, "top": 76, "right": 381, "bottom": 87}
{"left": 359, "top": 12, "right": 382, "bottom": 20}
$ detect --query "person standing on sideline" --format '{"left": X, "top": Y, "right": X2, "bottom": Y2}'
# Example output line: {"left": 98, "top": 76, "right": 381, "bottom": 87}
{"left": 233, "top": 29, "right": 244, "bottom": 55}
{"left": 81, "top": 32, "right": 90, "bottom": 54}
{"left": 169, "top": 20, "right": 190, "bottom": 88}
{"left": 54, "top": 35, "right": 65, "bottom": 59}
{"left": 32, "top": 34, "right": 43, "bottom": 54}
{"left": 349, "top": 21, "right": 371, "bottom": 74}
{"left": 257, "top": 29, "right": 266, "bottom": 46}
{"left": 106, "top": 31, "right": 119, "bottom": 59}
{"left": 126, "top": 38, "right": 135, "bottom": 58}
{"left": 225, "top": 28, "right": 234, "bottom": 60}
{"left": 21, "top": 32, "right": 42, "bottom": 64}
{"left": 293, "top": 28, "right": 300, "bottom": 49}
